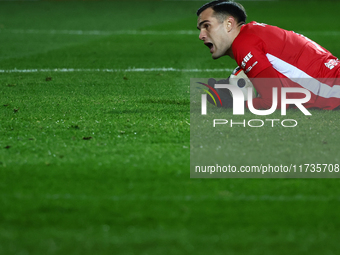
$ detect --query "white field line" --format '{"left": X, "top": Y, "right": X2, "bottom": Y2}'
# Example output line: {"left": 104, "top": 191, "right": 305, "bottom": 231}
{"left": 0, "top": 0, "right": 39, "bottom": 1}
{"left": 2, "top": 193, "right": 339, "bottom": 202}
{"left": 303, "top": 31, "right": 340, "bottom": 36}
{"left": 0, "top": 68, "right": 234, "bottom": 73}
{"left": 1, "top": 29, "right": 340, "bottom": 36}
{"left": 163, "top": 0, "right": 278, "bottom": 1}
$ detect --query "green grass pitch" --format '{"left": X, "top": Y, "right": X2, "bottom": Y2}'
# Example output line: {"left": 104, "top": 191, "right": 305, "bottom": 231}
{"left": 1, "top": 0, "right": 340, "bottom": 254}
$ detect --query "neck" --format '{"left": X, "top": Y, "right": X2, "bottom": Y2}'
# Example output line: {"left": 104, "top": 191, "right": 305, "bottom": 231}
{"left": 227, "top": 24, "right": 243, "bottom": 59}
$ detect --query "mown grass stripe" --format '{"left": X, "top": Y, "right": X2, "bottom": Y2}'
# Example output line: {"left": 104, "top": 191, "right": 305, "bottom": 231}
{"left": 2, "top": 193, "right": 339, "bottom": 202}
{"left": 2, "top": 29, "right": 340, "bottom": 36}
{"left": 0, "top": 68, "right": 235, "bottom": 73}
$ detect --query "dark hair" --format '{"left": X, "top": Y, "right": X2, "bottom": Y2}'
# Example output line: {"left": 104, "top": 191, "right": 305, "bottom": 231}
{"left": 196, "top": 0, "right": 247, "bottom": 25}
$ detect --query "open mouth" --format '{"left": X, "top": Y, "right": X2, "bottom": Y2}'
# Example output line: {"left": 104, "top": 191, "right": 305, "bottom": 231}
{"left": 205, "top": 42, "right": 214, "bottom": 53}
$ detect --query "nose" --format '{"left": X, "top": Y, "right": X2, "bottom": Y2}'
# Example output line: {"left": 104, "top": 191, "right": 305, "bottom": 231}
{"left": 199, "top": 30, "right": 206, "bottom": 41}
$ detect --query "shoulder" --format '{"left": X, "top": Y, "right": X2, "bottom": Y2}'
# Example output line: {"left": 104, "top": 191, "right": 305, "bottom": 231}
{"left": 232, "top": 22, "right": 275, "bottom": 78}
{"left": 232, "top": 22, "right": 267, "bottom": 54}
{"left": 232, "top": 21, "right": 287, "bottom": 53}
{"left": 233, "top": 22, "right": 266, "bottom": 46}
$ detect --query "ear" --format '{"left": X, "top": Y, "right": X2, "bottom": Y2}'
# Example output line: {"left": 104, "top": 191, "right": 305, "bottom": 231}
{"left": 225, "top": 16, "right": 236, "bottom": 32}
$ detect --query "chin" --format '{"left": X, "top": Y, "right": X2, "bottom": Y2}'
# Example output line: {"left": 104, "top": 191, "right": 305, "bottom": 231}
{"left": 211, "top": 54, "right": 221, "bottom": 60}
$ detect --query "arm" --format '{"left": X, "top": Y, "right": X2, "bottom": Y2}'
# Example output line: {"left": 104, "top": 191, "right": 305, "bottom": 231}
{"left": 232, "top": 32, "right": 285, "bottom": 109}
{"left": 248, "top": 66, "right": 286, "bottom": 109}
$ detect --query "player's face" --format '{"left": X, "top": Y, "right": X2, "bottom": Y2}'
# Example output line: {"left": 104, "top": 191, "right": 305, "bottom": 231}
{"left": 197, "top": 8, "right": 231, "bottom": 59}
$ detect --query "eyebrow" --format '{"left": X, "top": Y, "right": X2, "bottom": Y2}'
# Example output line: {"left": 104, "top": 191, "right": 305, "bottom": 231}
{"left": 197, "top": 20, "right": 209, "bottom": 30}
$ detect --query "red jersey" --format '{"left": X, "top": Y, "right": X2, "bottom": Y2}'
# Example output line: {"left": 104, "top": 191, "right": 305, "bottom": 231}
{"left": 232, "top": 21, "right": 340, "bottom": 110}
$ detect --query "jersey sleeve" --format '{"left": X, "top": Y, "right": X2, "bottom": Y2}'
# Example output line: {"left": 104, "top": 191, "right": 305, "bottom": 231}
{"left": 248, "top": 66, "right": 287, "bottom": 109}
{"left": 233, "top": 30, "right": 287, "bottom": 109}
{"left": 232, "top": 32, "right": 272, "bottom": 78}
